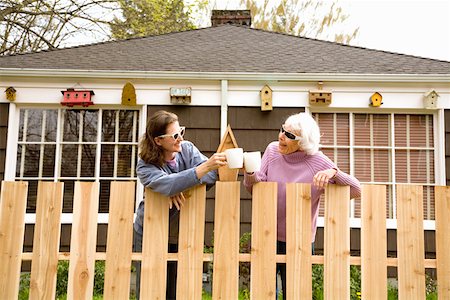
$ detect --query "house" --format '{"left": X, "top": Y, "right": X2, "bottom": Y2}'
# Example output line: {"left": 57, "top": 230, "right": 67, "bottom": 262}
{"left": 0, "top": 11, "right": 449, "bottom": 263}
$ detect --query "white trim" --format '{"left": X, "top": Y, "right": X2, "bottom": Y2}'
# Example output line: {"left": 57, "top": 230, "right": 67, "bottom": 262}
{"left": 436, "top": 109, "right": 446, "bottom": 185}
{"left": 220, "top": 80, "right": 228, "bottom": 138}
{"left": 1, "top": 68, "right": 449, "bottom": 82}
{"left": 317, "top": 217, "right": 436, "bottom": 230}
{"left": 4, "top": 103, "right": 19, "bottom": 180}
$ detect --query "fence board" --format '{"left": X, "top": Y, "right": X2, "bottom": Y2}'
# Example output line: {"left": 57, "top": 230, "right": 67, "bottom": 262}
{"left": 396, "top": 184, "right": 425, "bottom": 300}
{"left": 435, "top": 186, "right": 450, "bottom": 298}
{"left": 212, "top": 181, "right": 240, "bottom": 300}
{"left": 0, "top": 181, "right": 28, "bottom": 299}
{"left": 140, "top": 188, "right": 170, "bottom": 299}
{"left": 67, "top": 182, "right": 99, "bottom": 300}
{"left": 324, "top": 185, "right": 350, "bottom": 300}
{"left": 361, "top": 184, "right": 387, "bottom": 300}
{"left": 285, "top": 183, "right": 311, "bottom": 300}
{"left": 177, "top": 185, "right": 207, "bottom": 300}
{"left": 29, "top": 182, "right": 64, "bottom": 300}
{"left": 250, "top": 182, "right": 277, "bottom": 300}
{"left": 103, "top": 181, "right": 135, "bottom": 300}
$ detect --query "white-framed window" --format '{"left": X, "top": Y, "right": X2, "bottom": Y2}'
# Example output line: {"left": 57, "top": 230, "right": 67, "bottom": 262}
{"left": 312, "top": 112, "right": 436, "bottom": 221}
{"left": 15, "top": 108, "right": 140, "bottom": 213}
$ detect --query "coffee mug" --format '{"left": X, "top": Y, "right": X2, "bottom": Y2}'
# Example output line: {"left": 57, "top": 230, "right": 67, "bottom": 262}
{"left": 243, "top": 151, "right": 261, "bottom": 173}
{"left": 225, "top": 148, "right": 244, "bottom": 169}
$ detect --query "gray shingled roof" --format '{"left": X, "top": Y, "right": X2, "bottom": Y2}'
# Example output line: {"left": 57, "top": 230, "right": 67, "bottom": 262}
{"left": 0, "top": 25, "right": 449, "bottom": 74}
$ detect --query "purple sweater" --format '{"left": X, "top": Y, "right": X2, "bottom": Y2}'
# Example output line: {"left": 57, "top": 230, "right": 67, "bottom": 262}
{"left": 244, "top": 141, "right": 361, "bottom": 242}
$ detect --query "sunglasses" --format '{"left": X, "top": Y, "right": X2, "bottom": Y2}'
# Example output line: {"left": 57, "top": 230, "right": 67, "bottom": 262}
{"left": 158, "top": 126, "right": 185, "bottom": 140}
{"left": 280, "top": 125, "right": 301, "bottom": 140}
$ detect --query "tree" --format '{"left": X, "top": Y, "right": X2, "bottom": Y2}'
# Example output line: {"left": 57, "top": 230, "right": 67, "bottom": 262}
{"left": 241, "top": 0, "right": 359, "bottom": 44}
{"left": 0, "top": 0, "right": 116, "bottom": 55}
{"left": 110, "top": 0, "right": 195, "bottom": 39}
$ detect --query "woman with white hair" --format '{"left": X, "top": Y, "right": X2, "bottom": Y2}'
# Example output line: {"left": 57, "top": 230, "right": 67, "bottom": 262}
{"left": 243, "top": 112, "right": 361, "bottom": 299}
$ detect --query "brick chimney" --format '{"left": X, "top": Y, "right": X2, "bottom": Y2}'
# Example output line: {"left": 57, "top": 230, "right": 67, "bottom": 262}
{"left": 211, "top": 10, "right": 252, "bottom": 27}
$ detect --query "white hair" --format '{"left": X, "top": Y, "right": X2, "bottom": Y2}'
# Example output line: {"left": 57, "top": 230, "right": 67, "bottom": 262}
{"left": 284, "top": 112, "right": 321, "bottom": 155}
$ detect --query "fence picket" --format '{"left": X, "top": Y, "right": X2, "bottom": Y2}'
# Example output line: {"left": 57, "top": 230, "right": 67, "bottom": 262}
{"left": 396, "top": 184, "right": 426, "bottom": 300}
{"left": 324, "top": 185, "right": 350, "bottom": 300}
{"left": 177, "top": 185, "right": 207, "bottom": 300}
{"left": 140, "top": 188, "right": 170, "bottom": 299}
{"left": 67, "top": 182, "right": 99, "bottom": 300}
{"left": 0, "top": 181, "right": 28, "bottom": 299}
{"left": 435, "top": 186, "right": 450, "bottom": 298}
{"left": 250, "top": 182, "right": 277, "bottom": 300}
{"left": 286, "top": 183, "right": 312, "bottom": 300}
{"left": 212, "top": 181, "right": 240, "bottom": 300}
{"left": 103, "top": 181, "right": 135, "bottom": 300}
{"left": 29, "top": 182, "right": 64, "bottom": 300}
{"left": 361, "top": 184, "right": 387, "bottom": 300}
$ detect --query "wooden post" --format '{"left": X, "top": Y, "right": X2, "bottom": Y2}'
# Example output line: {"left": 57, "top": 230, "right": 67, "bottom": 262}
{"left": 67, "top": 182, "right": 99, "bottom": 300}
{"left": 212, "top": 181, "right": 240, "bottom": 300}
{"left": 103, "top": 182, "right": 135, "bottom": 299}
{"left": 177, "top": 185, "right": 207, "bottom": 300}
{"left": 250, "top": 182, "right": 277, "bottom": 300}
{"left": 29, "top": 182, "right": 64, "bottom": 300}
{"left": 286, "top": 183, "right": 312, "bottom": 300}
{"left": 140, "top": 188, "right": 170, "bottom": 299}
{"left": 324, "top": 185, "right": 350, "bottom": 300}
{"left": 0, "top": 181, "right": 28, "bottom": 299}
{"left": 396, "top": 185, "right": 425, "bottom": 300}
{"left": 361, "top": 184, "right": 387, "bottom": 300}
{"left": 435, "top": 186, "right": 450, "bottom": 298}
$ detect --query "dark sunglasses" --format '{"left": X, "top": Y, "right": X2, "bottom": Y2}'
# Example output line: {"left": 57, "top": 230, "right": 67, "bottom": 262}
{"left": 158, "top": 126, "right": 185, "bottom": 140}
{"left": 280, "top": 125, "right": 301, "bottom": 140}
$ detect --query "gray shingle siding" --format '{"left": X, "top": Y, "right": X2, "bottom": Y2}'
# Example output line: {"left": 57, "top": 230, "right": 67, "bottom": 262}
{"left": 0, "top": 25, "right": 449, "bottom": 74}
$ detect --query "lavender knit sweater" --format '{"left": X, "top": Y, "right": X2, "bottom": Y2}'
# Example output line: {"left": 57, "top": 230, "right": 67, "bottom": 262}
{"left": 244, "top": 141, "right": 361, "bottom": 242}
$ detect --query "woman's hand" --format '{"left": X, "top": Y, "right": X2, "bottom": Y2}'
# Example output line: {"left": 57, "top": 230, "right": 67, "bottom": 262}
{"left": 195, "top": 152, "right": 227, "bottom": 179}
{"left": 313, "top": 168, "right": 337, "bottom": 189}
{"left": 169, "top": 192, "right": 186, "bottom": 210}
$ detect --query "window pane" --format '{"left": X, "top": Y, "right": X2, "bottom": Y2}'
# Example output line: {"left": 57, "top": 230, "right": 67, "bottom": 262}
{"left": 100, "top": 144, "right": 115, "bottom": 177}
{"left": 81, "top": 145, "right": 96, "bottom": 177}
{"left": 27, "top": 110, "right": 43, "bottom": 142}
{"left": 410, "top": 115, "right": 432, "bottom": 147}
{"left": 26, "top": 180, "right": 38, "bottom": 213}
{"left": 336, "top": 149, "right": 350, "bottom": 173}
{"left": 61, "top": 145, "right": 78, "bottom": 177}
{"left": 18, "top": 110, "right": 25, "bottom": 142}
{"left": 45, "top": 110, "right": 58, "bottom": 142}
{"left": 373, "top": 150, "right": 390, "bottom": 182}
{"left": 99, "top": 180, "right": 111, "bottom": 213}
{"left": 410, "top": 150, "right": 434, "bottom": 184}
{"left": 24, "top": 144, "right": 40, "bottom": 177}
{"left": 102, "top": 110, "right": 116, "bottom": 142}
{"left": 395, "top": 150, "right": 408, "bottom": 182}
{"left": 316, "top": 113, "right": 334, "bottom": 146}
{"left": 336, "top": 114, "right": 349, "bottom": 146}
{"left": 395, "top": 115, "right": 407, "bottom": 147}
{"left": 354, "top": 114, "right": 370, "bottom": 146}
{"left": 424, "top": 186, "right": 435, "bottom": 220}
{"left": 16, "top": 144, "right": 22, "bottom": 177}
{"left": 42, "top": 145, "right": 56, "bottom": 177}
{"left": 83, "top": 110, "right": 98, "bottom": 142}
{"left": 354, "top": 149, "right": 371, "bottom": 181}
{"left": 354, "top": 114, "right": 389, "bottom": 146}
{"left": 63, "top": 110, "right": 80, "bottom": 142}
{"left": 117, "top": 145, "right": 132, "bottom": 177}
{"left": 61, "top": 180, "right": 74, "bottom": 213}
{"left": 119, "top": 111, "right": 137, "bottom": 142}
{"left": 372, "top": 115, "right": 389, "bottom": 146}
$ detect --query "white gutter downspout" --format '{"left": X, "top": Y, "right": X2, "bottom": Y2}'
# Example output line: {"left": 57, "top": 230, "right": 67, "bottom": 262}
{"left": 220, "top": 80, "right": 228, "bottom": 138}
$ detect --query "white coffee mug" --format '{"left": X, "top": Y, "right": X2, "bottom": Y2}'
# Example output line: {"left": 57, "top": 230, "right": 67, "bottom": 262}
{"left": 225, "top": 148, "right": 244, "bottom": 169}
{"left": 243, "top": 151, "right": 261, "bottom": 173}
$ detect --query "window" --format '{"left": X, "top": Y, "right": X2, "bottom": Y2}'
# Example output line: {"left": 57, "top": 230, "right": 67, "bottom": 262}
{"left": 313, "top": 112, "right": 435, "bottom": 220}
{"left": 16, "top": 108, "right": 140, "bottom": 213}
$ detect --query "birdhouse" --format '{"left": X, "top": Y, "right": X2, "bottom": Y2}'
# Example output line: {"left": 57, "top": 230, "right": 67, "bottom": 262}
{"left": 170, "top": 87, "right": 191, "bottom": 104}
{"left": 5, "top": 87, "right": 16, "bottom": 101}
{"left": 423, "top": 90, "right": 439, "bottom": 109}
{"left": 260, "top": 85, "right": 273, "bottom": 111}
{"left": 121, "top": 82, "right": 137, "bottom": 106}
{"left": 217, "top": 125, "right": 240, "bottom": 181}
{"left": 370, "top": 92, "right": 383, "bottom": 107}
{"left": 309, "top": 82, "right": 332, "bottom": 105}
{"left": 61, "top": 88, "right": 94, "bottom": 107}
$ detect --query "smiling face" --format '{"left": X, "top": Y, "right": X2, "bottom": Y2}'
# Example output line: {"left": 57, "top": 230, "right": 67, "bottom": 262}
{"left": 278, "top": 123, "right": 301, "bottom": 155}
{"left": 154, "top": 121, "right": 184, "bottom": 160}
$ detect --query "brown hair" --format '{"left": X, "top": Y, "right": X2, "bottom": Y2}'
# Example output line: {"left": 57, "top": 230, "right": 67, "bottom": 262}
{"left": 139, "top": 110, "right": 178, "bottom": 166}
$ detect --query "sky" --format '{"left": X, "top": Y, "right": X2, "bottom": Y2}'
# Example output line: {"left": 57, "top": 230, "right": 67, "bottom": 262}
{"left": 209, "top": 0, "right": 450, "bottom": 61}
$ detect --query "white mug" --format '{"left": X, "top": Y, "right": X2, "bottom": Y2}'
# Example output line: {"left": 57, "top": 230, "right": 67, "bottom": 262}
{"left": 225, "top": 148, "right": 244, "bottom": 169}
{"left": 243, "top": 151, "right": 261, "bottom": 173}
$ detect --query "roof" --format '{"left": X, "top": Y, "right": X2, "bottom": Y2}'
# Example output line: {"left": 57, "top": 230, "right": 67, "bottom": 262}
{"left": 0, "top": 25, "right": 449, "bottom": 75}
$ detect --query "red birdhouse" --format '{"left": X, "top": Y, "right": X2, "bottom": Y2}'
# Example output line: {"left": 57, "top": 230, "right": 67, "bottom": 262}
{"left": 61, "top": 88, "right": 94, "bottom": 107}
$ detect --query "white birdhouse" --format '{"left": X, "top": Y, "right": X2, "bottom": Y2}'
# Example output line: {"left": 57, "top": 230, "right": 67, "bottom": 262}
{"left": 423, "top": 90, "right": 439, "bottom": 109}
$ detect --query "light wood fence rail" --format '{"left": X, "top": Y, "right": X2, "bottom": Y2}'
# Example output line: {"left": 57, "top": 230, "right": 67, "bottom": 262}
{"left": 0, "top": 181, "right": 449, "bottom": 299}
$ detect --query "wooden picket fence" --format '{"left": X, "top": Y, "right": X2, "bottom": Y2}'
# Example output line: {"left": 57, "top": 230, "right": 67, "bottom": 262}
{"left": 0, "top": 180, "right": 449, "bottom": 299}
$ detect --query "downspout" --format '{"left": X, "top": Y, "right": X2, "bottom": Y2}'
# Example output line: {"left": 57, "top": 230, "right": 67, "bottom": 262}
{"left": 220, "top": 80, "right": 228, "bottom": 138}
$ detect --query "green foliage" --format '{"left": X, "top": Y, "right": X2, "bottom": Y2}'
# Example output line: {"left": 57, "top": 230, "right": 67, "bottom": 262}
{"left": 110, "top": 0, "right": 196, "bottom": 39}
{"left": 312, "top": 264, "right": 324, "bottom": 300}
{"left": 18, "top": 272, "right": 30, "bottom": 300}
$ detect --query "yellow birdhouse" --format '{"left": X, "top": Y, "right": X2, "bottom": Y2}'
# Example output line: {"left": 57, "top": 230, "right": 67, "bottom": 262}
{"left": 370, "top": 92, "right": 383, "bottom": 107}
{"left": 121, "top": 82, "right": 137, "bottom": 106}
{"left": 260, "top": 85, "right": 273, "bottom": 111}
{"left": 309, "top": 82, "right": 332, "bottom": 105}
{"left": 5, "top": 87, "right": 16, "bottom": 101}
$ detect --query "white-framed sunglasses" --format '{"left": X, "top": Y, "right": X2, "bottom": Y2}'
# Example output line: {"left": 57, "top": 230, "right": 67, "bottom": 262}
{"left": 158, "top": 126, "right": 186, "bottom": 140}
{"left": 280, "top": 125, "right": 301, "bottom": 140}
